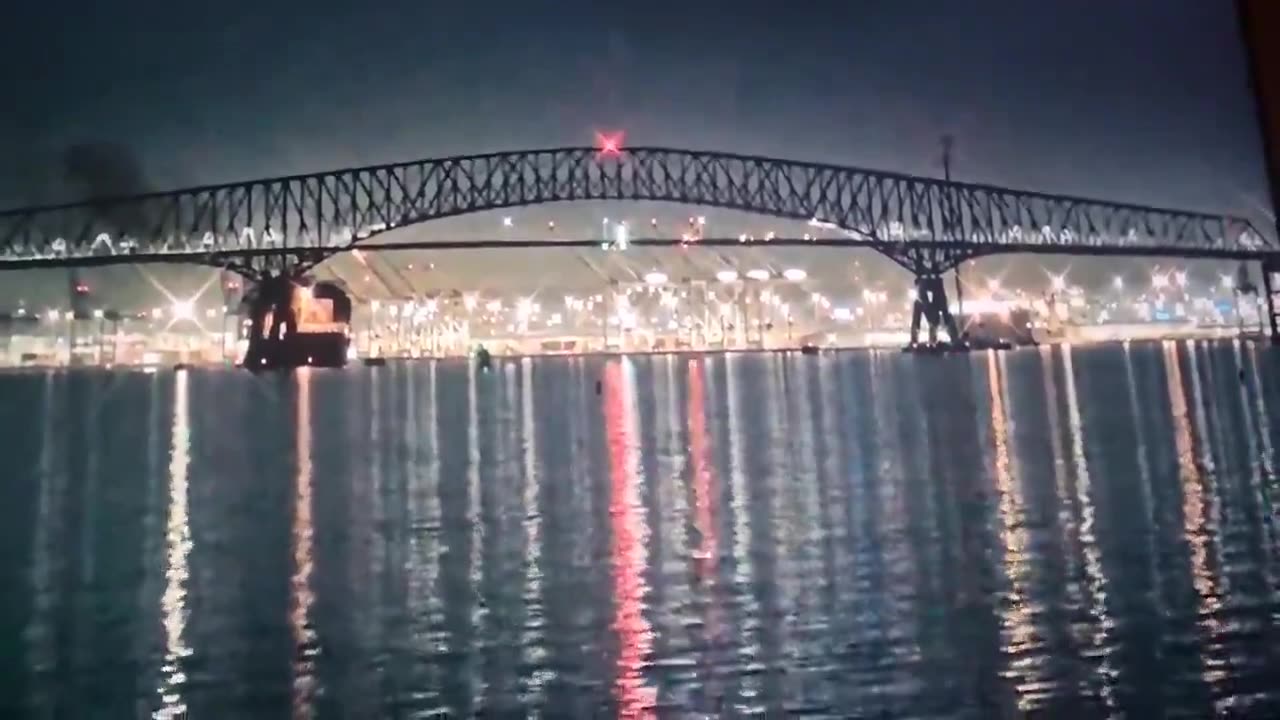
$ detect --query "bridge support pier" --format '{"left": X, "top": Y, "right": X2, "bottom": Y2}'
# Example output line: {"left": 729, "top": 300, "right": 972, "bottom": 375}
{"left": 242, "top": 274, "right": 302, "bottom": 369}
{"left": 908, "top": 274, "right": 963, "bottom": 347}
{"left": 1263, "top": 256, "right": 1280, "bottom": 342}
{"left": 880, "top": 244, "right": 975, "bottom": 351}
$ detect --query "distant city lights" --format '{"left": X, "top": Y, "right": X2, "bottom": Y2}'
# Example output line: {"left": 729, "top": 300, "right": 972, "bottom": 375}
{"left": 643, "top": 271, "right": 669, "bottom": 285}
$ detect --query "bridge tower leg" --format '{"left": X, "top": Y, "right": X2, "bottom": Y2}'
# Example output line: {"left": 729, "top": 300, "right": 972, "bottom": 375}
{"left": 891, "top": 246, "right": 971, "bottom": 349}
{"left": 1263, "top": 255, "right": 1280, "bottom": 342}
{"left": 242, "top": 274, "right": 301, "bottom": 369}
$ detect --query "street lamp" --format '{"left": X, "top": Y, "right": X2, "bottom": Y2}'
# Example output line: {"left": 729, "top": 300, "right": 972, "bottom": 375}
{"left": 643, "top": 271, "right": 669, "bottom": 285}
{"left": 782, "top": 268, "right": 807, "bottom": 282}
{"left": 745, "top": 269, "right": 770, "bottom": 281}
{"left": 716, "top": 270, "right": 739, "bottom": 284}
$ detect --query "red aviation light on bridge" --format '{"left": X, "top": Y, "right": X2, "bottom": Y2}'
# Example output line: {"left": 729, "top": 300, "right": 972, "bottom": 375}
{"left": 594, "top": 130, "right": 625, "bottom": 158}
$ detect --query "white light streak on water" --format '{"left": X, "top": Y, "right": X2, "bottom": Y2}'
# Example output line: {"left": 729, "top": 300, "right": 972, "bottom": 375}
{"left": 154, "top": 370, "right": 191, "bottom": 720}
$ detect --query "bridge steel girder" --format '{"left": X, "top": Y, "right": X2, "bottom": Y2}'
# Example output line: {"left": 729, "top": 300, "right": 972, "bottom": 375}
{"left": 216, "top": 248, "right": 331, "bottom": 281}
{"left": 0, "top": 146, "right": 1275, "bottom": 271}
{"left": 872, "top": 241, "right": 988, "bottom": 276}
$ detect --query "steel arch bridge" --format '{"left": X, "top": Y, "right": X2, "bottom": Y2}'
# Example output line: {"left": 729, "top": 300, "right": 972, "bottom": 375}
{"left": 0, "top": 146, "right": 1274, "bottom": 279}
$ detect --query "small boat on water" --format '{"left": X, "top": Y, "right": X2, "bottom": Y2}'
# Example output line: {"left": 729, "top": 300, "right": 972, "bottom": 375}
{"left": 475, "top": 345, "right": 493, "bottom": 372}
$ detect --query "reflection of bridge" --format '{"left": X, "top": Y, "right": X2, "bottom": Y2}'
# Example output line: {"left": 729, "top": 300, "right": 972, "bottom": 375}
{"left": 2, "top": 146, "right": 1277, "bottom": 353}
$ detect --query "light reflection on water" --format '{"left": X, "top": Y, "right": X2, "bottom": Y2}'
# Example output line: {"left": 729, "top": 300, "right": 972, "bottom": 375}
{"left": 1, "top": 342, "right": 1279, "bottom": 718}
{"left": 156, "top": 369, "right": 191, "bottom": 720}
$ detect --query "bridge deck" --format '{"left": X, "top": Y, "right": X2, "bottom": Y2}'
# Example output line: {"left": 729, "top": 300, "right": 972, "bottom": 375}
{"left": 0, "top": 237, "right": 1271, "bottom": 272}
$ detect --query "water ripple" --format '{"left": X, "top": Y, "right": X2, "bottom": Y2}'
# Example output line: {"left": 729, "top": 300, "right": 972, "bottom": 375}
{"left": 3, "top": 344, "right": 1280, "bottom": 717}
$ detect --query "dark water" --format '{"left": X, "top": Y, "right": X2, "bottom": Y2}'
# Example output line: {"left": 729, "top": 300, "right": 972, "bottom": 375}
{"left": 1, "top": 343, "right": 1279, "bottom": 718}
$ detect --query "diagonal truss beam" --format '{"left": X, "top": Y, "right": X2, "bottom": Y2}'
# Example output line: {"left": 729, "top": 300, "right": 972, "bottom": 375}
{"left": 0, "top": 147, "right": 1274, "bottom": 269}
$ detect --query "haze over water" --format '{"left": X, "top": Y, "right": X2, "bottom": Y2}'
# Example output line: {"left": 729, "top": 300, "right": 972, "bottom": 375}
{"left": 1, "top": 343, "right": 1278, "bottom": 718}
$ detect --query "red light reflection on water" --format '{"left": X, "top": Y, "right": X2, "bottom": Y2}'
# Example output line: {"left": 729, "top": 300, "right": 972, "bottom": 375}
{"left": 602, "top": 361, "right": 657, "bottom": 718}
{"left": 687, "top": 360, "right": 718, "bottom": 581}
{"left": 687, "top": 359, "right": 728, "bottom": 708}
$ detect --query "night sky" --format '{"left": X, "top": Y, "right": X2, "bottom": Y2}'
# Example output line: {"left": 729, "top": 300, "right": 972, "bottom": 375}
{"left": 0, "top": 0, "right": 1272, "bottom": 306}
